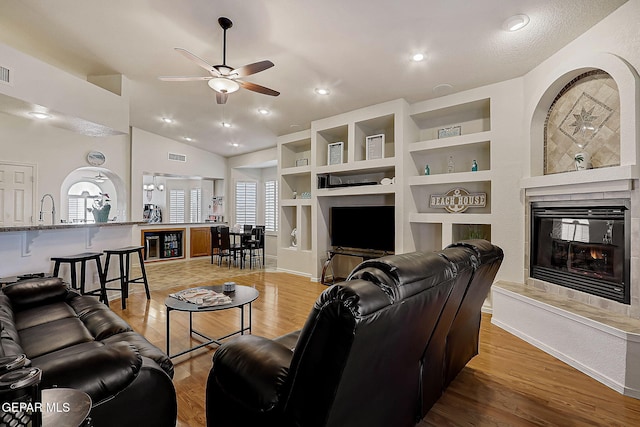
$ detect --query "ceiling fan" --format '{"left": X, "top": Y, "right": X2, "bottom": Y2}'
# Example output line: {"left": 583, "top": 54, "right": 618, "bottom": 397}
{"left": 159, "top": 17, "right": 279, "bottom": 104}
{"left": 84, "top": 172, "right": 109, "bottom": 183}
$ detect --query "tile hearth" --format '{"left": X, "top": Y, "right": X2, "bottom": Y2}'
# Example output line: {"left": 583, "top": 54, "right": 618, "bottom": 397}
{"left": 493, "top": 281, "right": 640, "bottom": 398}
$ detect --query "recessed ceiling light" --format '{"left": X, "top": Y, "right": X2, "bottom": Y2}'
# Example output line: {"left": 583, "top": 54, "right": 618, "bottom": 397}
{"left": 183, "top": 137, "right": 193, "bottom": 142}
{"left": 315, "top": 88, "right": 330, "bottom": 96}
{"left": 503, "top": 14, "right": 530, "bottom": 32}
{"left": 161, "top": 117, "right": 173, "bottom": 124}
{"left": 221, "top": 122, "right": 232, "bottom": 128}
{"left": 29, "top": 112, "right": 51, "bottom": 119}
{"left": 231, "top": 143, "right": 239, "bottom": 147}
{"left": 257, "top": 108, "right": 270, "bottom": 115}
{"left": 433, "top": 83, "right": 453, "bottom": 95}
{"left": 411, "top": 53, "right": 425, "bottom": 62}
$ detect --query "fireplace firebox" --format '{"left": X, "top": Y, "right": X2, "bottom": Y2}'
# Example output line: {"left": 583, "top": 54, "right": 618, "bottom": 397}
{"left": 530, "top": 200, "right": 630, "bottom": 304}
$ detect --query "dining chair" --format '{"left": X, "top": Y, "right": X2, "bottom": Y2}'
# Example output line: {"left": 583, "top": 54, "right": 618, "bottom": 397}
{"left": 210, "top": 226, "right": 221, "bottom": 265}
{"left": 235, "top": 224, "right": 253, "bottom": 268}
{"left": 246, "top": 226, "right": 265, "bottom": 269}
{"left": 218, "top": 226, "right": 240, "bottom": 268}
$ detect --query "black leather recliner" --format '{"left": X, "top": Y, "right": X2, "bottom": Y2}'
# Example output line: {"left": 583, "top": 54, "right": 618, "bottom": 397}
{"left": 206, "top": 240, "right": 503, "bottom": 427}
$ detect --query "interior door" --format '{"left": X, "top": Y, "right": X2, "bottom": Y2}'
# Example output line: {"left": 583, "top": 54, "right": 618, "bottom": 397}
{"left": 0, "top": 162, "right": 35, "bottom": 226}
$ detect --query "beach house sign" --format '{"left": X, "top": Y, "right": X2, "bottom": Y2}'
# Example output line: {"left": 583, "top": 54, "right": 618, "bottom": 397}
{"left": 429, "top": 187, "right": 486, "bottom": 213}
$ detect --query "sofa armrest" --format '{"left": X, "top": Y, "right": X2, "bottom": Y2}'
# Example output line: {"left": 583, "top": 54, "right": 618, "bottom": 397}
{"left": 207, "top": 335, "right": 293, "bottom": 413}
{"left": 36, "top": 341, "right": 142, "bottom": 405}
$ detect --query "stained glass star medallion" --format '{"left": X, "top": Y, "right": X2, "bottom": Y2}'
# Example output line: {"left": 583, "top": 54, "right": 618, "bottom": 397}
{"left": 558, "top": 91, "right": 614, "bottom": 148}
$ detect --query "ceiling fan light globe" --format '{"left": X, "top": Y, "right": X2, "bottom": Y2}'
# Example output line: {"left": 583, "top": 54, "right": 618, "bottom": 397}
{"left": 208, "top": 78, "right": 240, "bottom": 94}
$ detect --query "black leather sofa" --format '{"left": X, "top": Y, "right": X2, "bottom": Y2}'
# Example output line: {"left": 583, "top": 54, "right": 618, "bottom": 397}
{"left": 205, "top": 240, "right": 503, "bottom": 427}
{"left": 0, "top": 276, "right": 177, "bottom": 427}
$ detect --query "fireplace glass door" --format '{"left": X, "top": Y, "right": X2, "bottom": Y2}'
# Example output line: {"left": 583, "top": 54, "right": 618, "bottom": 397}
{"left": 531, "top": 201, "right": 629, "bottom": 304}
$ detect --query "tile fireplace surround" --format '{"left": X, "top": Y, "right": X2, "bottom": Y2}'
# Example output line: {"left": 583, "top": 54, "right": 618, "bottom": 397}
{"left": 493, "top": 168, "right": 640, "bottom": 398}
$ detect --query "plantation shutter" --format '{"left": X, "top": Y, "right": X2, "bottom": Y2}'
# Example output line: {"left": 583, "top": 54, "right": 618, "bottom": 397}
{"left": 68, "top": 197, "right": 86, "bottom": 223}
{"left": 170, "top": 189, "right": 185, "bottom": 223}
{"left": 235, "top": 181, "right": 257, "bottom": 226}
{"left": 265, "top": 180, "right": 278, "bottom": 231}
{"left": 190, "top": 188, "right": 202, "bottom": 223}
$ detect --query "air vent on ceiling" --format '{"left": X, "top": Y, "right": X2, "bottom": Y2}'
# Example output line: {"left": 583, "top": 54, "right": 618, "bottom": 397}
{"left": 0, "top": 66, "right": 11, "bottom": 85}
{"left": 168, "top": 152, "right": 187, "bottom": 162}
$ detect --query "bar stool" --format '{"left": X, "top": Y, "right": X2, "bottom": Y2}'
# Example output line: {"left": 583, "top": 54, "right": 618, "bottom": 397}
{"left": 51, "top": 252, "right": 108, "bottom": 304}
{"left": 103, "top": 246, "right": 151, "bottom": 309}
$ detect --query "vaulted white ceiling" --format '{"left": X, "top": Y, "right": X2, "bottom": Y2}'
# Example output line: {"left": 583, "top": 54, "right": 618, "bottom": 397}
{"left": 0, "top": 0, "right": 627, "bottom": 157}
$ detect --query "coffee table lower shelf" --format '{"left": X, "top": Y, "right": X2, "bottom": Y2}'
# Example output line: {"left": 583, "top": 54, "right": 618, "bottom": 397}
{"left": 165, "top": 284, "right": 259, "bottom": 359}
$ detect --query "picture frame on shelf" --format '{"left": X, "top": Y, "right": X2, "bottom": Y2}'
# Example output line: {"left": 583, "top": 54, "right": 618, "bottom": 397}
{"left": 327, "top": 142, "right": 344, "bottom": 165}
{"left": 365, "top": 134, "right": 385, "bottom": 160}
{"left": 438, "top": 125, "right": 462, "bottom": 139}
{"left": 295, "top": 158, "right": 309, "bottom": 167}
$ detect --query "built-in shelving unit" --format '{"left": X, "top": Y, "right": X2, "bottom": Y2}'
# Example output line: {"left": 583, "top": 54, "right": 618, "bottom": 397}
{"left": 307, "top": 99, "right": 408, "bottom": 280}
{"left": 276, "top": 95, "right": 502, "bottom": 280}
{"left": 405, "top": 97, "right": 493, "bottom": 251}
{"left": 277, "top": 130, "right": 314, "bottom": 276}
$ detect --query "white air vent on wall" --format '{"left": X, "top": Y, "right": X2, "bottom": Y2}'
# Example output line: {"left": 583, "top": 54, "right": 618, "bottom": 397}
{"left": 0, "top": 66, "right": 11, "bottom": 85}
{"left": 168, "top": 152, "right": 187, "bottom": 162}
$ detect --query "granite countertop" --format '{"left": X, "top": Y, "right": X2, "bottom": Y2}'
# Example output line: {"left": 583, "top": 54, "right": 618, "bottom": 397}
{"left": 138, "top": 222, "right": 227, "bottom": 227}
{"left": 0, "top": 221, "right": 148, "bottom": 233}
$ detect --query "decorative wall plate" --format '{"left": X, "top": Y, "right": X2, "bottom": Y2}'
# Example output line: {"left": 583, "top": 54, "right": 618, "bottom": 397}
{"left": 87, "top": 151, "right": 106, "bottom": 166}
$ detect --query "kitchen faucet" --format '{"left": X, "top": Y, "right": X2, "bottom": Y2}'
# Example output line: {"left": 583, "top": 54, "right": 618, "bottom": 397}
{"left": 39, "top": 193, "right": 56, "bottom": 225}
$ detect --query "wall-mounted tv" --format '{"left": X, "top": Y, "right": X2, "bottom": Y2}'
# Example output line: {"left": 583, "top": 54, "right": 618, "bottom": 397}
{"left": 330, "top": 205, "right": 395, "bottom": 252}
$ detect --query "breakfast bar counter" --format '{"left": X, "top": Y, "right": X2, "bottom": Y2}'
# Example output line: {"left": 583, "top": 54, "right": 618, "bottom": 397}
{"left": 0, "top": 221, "right": 146, "bottom": 280}
{"left": 0, "top": 221, "right": 147, "bottom": 233}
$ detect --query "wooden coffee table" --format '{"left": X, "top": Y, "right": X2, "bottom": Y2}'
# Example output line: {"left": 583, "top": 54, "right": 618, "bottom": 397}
{"left": 165, "top": 284, "right": 259, "bottom": 359}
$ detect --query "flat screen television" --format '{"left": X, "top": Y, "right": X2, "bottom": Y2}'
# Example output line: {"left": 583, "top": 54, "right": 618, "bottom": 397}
{"left": 330, "top": 205, "right": 395, "bottom": 252}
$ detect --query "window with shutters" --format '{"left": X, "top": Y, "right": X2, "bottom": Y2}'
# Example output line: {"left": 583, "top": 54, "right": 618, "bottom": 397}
{"left": 67, "top": 181, "right": 102, "bottom": 223}
{"left": 190, "top": 188, "right": 202, "bottom": 223}
{"left": 235, "top": 181, "right": 257, "bottom": 226}
{"left": 169, "top": 189, "right": 185, "bottom": 223}
{"left": 265, "top": 180, "right": 278, "bottom": 231}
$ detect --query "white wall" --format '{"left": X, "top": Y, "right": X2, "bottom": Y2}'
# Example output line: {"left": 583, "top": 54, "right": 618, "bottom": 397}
{"left": 0, "top": 112, "right": 130, "bottom": 223}
{"left": 0, "top": 42, "right": 129, "bottom": 134}
{"left": 130, "top": 127, "right": 227, "bottom": 222}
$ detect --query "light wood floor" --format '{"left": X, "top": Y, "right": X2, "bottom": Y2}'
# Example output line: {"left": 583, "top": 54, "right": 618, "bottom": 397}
{"left": 111, "top": 258, "right": 640, "bottom": 427}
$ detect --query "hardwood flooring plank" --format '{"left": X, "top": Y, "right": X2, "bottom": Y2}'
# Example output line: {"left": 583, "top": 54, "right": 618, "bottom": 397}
{"left": 109, "top": 260, "right": 640, "bottom": 427}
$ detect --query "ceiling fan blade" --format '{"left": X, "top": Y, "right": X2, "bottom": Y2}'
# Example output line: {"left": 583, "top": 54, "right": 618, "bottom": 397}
{"left": 231, "top": 60, "right": 274, "bottom": 78}
{"left": 216, "top": 91, "right": 229, "bottom": 104}
{"left": 174, "top": 48, "right": 220, "bottom": 75}
{"left": 158, "top": 76, "right": 213, "bottom": 81}
{"left": 237, "top": 80, "right": 280, "bottom": 97}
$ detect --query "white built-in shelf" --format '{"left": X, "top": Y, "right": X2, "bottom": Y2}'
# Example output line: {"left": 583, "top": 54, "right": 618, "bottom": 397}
{"left": 409, "top": 212, "right": 493, "bottom": 224}
{"left": 280, "top": 165, "right": 312, "bottom": 176}
{"left": 408, "top": 170, "right": 492, "bottom": 186}
{"left": 316, "top": 183, "right": 396, "bottom": 197}
{"left": 280, "top": 198, "right": 313, "bottom": 207}
{"left": 316, "top": 157, "right": 396, "bottom": 175}
{"left": 410, "top": 131, "right": 493, "bottom": 152}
